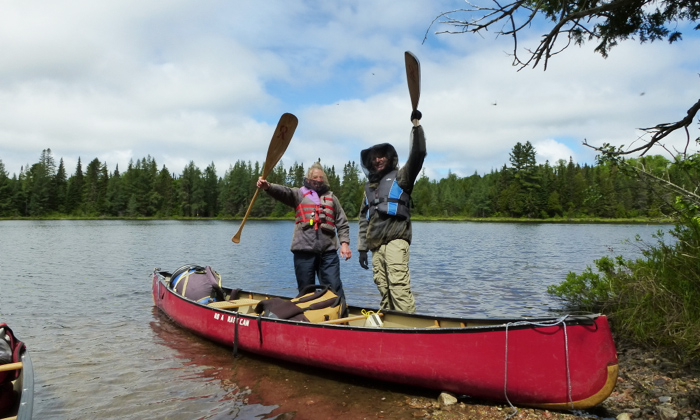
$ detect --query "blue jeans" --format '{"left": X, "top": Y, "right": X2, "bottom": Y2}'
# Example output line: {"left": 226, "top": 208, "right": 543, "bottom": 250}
{"left": 293, "top": 251, "right": 346, "bottom": 302}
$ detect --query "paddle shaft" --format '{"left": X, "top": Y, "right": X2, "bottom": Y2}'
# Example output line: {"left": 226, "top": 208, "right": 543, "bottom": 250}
{"left": 232, "top": 113, "right": 298, "bottom": 243}
{"left": 231, "top": 188, "right": 261, "bottom": 243}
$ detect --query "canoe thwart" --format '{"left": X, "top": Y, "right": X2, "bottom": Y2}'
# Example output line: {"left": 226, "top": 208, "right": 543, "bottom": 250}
{"left": 319, "top": 313, "right": 384, "bottom": 325}
{"left": 208, "top": 298, "right": 260, "bottom": 309}
{"left": 0, "top": 361, "right": 22, "bottom": 373}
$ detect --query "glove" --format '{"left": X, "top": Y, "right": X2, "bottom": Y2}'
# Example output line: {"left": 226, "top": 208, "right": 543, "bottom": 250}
{"left": 359, "top": 251, "right": 369, "bottom": 270}
{"left": 410, "top": 109, "right": 422, "bottom": 122}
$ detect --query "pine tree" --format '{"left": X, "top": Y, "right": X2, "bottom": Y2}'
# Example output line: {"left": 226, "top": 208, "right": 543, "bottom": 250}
{"left": 323, "top": 163, "right": 341, "bottom": 195}
{"left": 288, "top": 162, "right": 305, "bottom": 187}
{"left": 27, "top": 149, "right": 57, "bottom": 216}
{"left": 105, "top": 165, "right": 128, "bottom": 216}
{"left": 508, "top": 141, "right": 541, "bottom": 217}
{"left": 54, "top": 159, "right": 68, "bottom": 214}
{"left": 153, "top": 165, "right": 175, "bottom": 217}
{"left": 339, "top": 161, "right": 364, "bottom": 218}
{"left": 219, "top": 160, "right": 254, "bottom": 217}
{"left": 202, "top": 163, "right": 219, "bottom": 217}
{"left": 14, "top": 167, "right": 29, "bottom": 217}
{"left": 467, "top": 171, "right": 494, "bottom": 218}
{"left": 411, "top": 170, "right": 433, "bottom": 217}
{"left": 66, "top": 158, "right": 84, "bottom": 215}
{"left": 179, "top": 161, "right": 205, "bottom": 217}
{"left": 0, "top": 160, "right": 13, "bottom": 216}
{"left": 437, "top": 171, "right": 466, "bottom": 217}
{"left": 83, "top": 158, "right": 108, "bottom": 215}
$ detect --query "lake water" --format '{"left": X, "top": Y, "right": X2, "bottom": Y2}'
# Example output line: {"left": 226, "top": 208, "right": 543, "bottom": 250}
{"left": 0, "top": 220, "right": 672, "bottom": 419}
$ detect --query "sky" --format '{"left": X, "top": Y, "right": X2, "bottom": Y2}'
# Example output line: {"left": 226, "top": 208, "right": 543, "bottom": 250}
{"left": 1, "top": 0, "right": 698, "bottom": 181}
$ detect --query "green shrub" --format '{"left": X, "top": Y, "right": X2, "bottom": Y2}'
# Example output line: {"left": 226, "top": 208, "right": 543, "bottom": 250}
{"left": 548, "top": 224, "right": 700, "bottom": 364}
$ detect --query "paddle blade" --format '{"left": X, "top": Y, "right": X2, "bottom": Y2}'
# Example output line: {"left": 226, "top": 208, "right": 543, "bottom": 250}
{"left": 405, "top": 51, "right": 420, "bottom": 111}
{"left": 262, "top": 113, "right": 298, "bottom": 178}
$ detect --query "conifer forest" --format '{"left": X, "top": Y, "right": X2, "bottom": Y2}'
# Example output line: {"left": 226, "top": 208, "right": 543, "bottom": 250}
{"left": 0, "top": 142, "right": 685, "bottom": 220}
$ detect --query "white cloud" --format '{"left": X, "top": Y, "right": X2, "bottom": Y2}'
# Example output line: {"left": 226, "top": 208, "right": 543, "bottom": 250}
{"left": 0, "top": 0, "right": 698, "bottom": 181}
{"left": 532, "top": 139, "right": 576, "bottom": 165}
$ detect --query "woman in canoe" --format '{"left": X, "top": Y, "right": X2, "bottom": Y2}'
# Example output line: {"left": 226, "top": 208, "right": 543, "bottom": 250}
{"left": 257, "top": 162, "right": 351, "bottom": 302}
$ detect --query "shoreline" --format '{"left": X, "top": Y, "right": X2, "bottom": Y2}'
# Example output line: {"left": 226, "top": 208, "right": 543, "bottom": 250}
{"left": 0, "top": 216, "right": 674, "bottom": 224}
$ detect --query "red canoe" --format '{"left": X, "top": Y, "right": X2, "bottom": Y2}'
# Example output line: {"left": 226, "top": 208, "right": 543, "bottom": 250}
{"left": 151, "top": 268, "right": 618, "bottom": 410}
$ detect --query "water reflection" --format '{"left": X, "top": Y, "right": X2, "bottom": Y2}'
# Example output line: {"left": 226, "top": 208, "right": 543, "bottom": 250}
{"left": 149, "top": 312, "right": 276, "bottom": 419}
{"left": 149, "top": 309, "right": 432, "bottom": 420}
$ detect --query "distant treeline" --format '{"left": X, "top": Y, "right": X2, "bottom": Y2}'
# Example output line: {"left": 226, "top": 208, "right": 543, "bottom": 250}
{"left": 0, "top": 142, "right": 684, "bottom": 219}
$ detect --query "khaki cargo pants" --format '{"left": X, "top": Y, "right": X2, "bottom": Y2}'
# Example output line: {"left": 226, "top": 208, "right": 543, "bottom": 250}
{"left": 371, "top": 239, "right": 416, "bottom": 313}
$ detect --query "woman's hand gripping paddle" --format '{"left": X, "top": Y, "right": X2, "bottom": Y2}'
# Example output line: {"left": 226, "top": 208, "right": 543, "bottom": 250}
{"left": 232, "top": 113, "right": 298, "bottom": 243}
{"left": 405, "top": 51, "right": 421, "bottom": 127}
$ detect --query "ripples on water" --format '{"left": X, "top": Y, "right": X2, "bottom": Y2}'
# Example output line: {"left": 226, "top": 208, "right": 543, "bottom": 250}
{"left": 408, "top": 222, "right": 660, "bottom": 318}
{"left": 0, "top": 220, "right": 671, "bottom": 419}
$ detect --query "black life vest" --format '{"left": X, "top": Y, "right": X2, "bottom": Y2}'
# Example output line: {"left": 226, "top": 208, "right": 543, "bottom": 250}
{"left": 363, "top": 169, "right": 411, "bottom": 220}
{"left": 295, "top": 187, "right": 336, "bottom": 232}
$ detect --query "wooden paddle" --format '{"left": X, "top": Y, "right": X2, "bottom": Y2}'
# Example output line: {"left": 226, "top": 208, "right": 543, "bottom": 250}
{"left": 404, "top": 51, "right": 421, "bottom": 127}
{"left": 232, "top": 113, "right": 298, "bottom": 243}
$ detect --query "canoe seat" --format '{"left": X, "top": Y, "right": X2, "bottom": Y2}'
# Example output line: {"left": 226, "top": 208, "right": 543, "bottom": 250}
{"left": 208, "top": 298, "right": 260, "bottom": 309}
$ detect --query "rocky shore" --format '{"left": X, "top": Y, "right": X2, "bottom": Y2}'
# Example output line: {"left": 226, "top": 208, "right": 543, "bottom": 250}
{"left": 396, "top": 341, "right": 700, "bottom": 420}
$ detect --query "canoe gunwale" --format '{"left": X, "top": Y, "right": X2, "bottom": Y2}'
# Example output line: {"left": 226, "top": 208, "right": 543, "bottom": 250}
{"left": 16, "top": 350, "right": 33, "bottom": 420}
{"left": 154, "top": 273, "right": 602, "bottom": 333}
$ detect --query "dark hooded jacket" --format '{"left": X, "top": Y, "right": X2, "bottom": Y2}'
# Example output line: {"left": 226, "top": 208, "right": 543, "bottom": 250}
{"left": 358, "top": 125, "right": 426, "bottom": 251}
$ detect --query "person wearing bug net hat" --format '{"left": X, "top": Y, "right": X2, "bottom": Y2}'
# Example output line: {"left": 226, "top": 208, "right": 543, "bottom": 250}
{"left": 357, "top": 109, "right": 426, "bottom": 313}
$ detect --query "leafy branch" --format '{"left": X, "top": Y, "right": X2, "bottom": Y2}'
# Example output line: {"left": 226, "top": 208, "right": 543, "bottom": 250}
{"left": 426, "top": 0, "right": 699, "bottom": 70}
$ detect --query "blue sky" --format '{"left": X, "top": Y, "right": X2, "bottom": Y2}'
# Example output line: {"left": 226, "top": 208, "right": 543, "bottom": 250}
{"left": 1, "top": 0, "right": 698, "bottom": 181}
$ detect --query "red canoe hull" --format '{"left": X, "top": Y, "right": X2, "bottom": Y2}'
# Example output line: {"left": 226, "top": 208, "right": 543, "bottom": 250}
{"left": 152, "top": 271, "right": 618, "bottom": 409}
